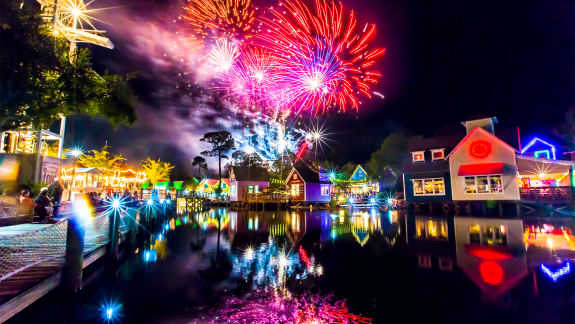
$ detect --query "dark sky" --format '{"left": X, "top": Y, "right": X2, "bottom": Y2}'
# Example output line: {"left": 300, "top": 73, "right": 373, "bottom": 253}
{"left": 66, "top": 0, "right": 575, "bottom": 174}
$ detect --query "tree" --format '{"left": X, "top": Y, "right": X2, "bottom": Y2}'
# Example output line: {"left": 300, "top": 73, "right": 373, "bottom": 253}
{"left": 78, "top": 146, "right": 125, "bottom": 174}
{"left": 183, "top": 177, "right": 199, "bottom": 191}
{"left": 142, "top": 158, "right": 175, "bottom": 185}
{"left": 46, "top": 142, "right": 69, "bottom": 159}
{"left": 367, "top": 133, "right": 408, "bottom": 179}
{"left": 192, "top": 156, "right": 208, "bottom": 177}
{"left": 0, "top": 0, "right": 138, "bottom": 132}
{"left": 553, "top": 107, "right": 575, "bottom": 151}
{"left": 200, "top": 131, "right": 235, "bottom": 194}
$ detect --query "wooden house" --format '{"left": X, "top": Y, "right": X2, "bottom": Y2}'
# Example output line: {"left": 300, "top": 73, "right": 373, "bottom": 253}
{"left": 285, "top": 166, "right": 331, "bottom": 203}
{"left": 229, "top": 166, "right": 270, "bottom": 202}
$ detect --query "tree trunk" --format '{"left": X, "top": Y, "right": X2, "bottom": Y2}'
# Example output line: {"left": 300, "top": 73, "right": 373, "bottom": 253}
{"left": 218, "top": 150, "right": 222, "bottom": 194}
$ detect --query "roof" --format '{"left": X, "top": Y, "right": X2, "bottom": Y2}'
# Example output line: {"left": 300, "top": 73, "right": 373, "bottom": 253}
{"left": 216, "top": 178, "right": 230, "bottom": 186}
{"left": 350, "top": 165, "right": 368, "bottom": 180}
{"left": 288, "top": 166, "right": 331, "bottom": 184}
{"left": 74, "top": 167, "right": 102, "bottom": 175}
{"left": 460, "top": 115, "right": 498, "bottom": 125}
{"left": 200, "top": 179, "right": 219, "bottom": 186}
{"left": 445, "top": 126, "right": 518, "bottom": 160}
{"left": 231, "top": 166, "right": 270, "bottom": 182}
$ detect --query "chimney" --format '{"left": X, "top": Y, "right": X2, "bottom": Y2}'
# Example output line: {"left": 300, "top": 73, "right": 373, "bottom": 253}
{"left": 461, "top": 117, "right": 498, "bottom": 135}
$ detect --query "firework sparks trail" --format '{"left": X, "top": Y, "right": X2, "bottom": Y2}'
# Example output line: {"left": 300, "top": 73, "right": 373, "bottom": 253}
{"left": 256, "top": 0, "right": 385, "bottom": 114}
{"left": 180, "top": 0, "right": 256, "bottom": 47}
{"left": 209, "top": 38, "right": 240, "bottom": 72}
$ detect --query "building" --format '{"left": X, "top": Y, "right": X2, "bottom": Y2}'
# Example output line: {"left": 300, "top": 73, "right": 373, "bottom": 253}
{"left": 285, "top": 166, "right": 332, "bottom": 204}
{"left": 402, "top": 116, "right": 575, "bottom": 207}
{"left": 196, "top": 178, "right": 229, "bottom": 197}
{"left": 229, "top": 166, "right": 270, "bottom": 202}
{"left": 59, "top": 167, "right": 104, "bottom": 198}
{"left": 331, "top": 165, "right": 379, "bottom": 199}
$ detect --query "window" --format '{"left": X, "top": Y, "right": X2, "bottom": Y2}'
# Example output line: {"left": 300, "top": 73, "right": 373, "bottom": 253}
{"left": 469, "top": 225, "right": 481, "bottom": 244}
{"left": 464, "top": 175, "right": 503, "bottom": 194}
{"left": 248, "top": 185, "right": 253, "bottom": 193}
{"left": 465, "top": 177, "right": 477, "bottom": 193}
{"left": 291, "top": 184, "right": 299, "bottom": 196}
{"left": 321, "top": 185, "right": 330, "bottom": 196}
{"left": 469, "top": 224, "right": 508, "bottom": 246}
{"left": 293, "top": 174, "right": 298, "bottom": 180}
{"left": 490, "top": 176, "right": 502, "bottom": 193}
{"left": 412, "top": 151, "right": 425, "bottom": 163}
{"left": 254, "top": 185, "right": 259, "bottom": 193}
{"left": 415, "top": 218, "right": 448, "bottom": 240}
{"left": 431, "top": 149, "right": 445, "bottom": 160}
{"left": 439, "top": 258, "right": 453, "bottom": 271}
{"left": 482, "top": 226, "right": 494, "bottom": 245}
{"left": 418, "top": 255, "right": 432, "bottom": 268}
{"left": 231, "top": 185, "right": 237, "bottom": 197}
{"left": 413, "top": 178, "right": 445, "bottom": 195}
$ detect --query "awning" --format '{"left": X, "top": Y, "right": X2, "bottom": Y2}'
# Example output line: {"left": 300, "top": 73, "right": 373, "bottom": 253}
{"left": 458, "top": 163, "right": 504, "bottom": 176}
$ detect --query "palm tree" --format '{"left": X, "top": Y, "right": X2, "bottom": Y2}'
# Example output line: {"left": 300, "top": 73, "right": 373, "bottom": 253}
{"left": 192, "top": 156, "right": 208, "bottom": 177}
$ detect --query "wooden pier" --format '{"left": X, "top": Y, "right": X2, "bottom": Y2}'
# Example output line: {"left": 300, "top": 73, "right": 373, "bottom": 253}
{"left": 0, "top": 209, "right": 136, "bottom": 323}
{"left": 231, "top": 193, "right": 291, "bottom": 210}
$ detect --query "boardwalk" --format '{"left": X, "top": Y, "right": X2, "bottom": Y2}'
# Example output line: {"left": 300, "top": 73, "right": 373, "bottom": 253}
{"left": 0, "top": 210, "right": 132, "bottom": 323}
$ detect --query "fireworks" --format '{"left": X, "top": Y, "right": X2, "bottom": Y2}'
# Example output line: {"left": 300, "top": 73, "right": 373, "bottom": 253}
{"left": 256, "top": 0, "right": 386, "bottom": 113}
{"left": 180, "top": 0, "right": 256, "bottom": 43}
{"left": 209, "top": 38, "right": 240, "bottom": 72}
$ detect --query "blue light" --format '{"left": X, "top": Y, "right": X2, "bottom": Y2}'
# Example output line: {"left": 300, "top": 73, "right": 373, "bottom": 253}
{"left": 183, "top": 217, "right": 188, "bottom": 224}
{"left": 158, "top": 234, "right": 163, "bottom": 241}
{"left": 329, "top": 172, "right": 336, "bottom": 178}
{"left": 349, "top": 198, "right": 354, "bottom": 203}
{"left": 147, "top": 199, "right": 153, "bottom": 206}
{"left": 541, "top": 262, "right": 570, "bottom": 282}
{"left": 144, "top": 249, "right": 157, "bottom": 262}
{"left": 521, "top": 137, "right": 557, "bottom": 160}
{"left": 165, "top": 223, "right": 169, "bottom": 230}
{"left": 160, "top": 199, "right": 165, "bottom": 204}
{"left": 370, "top": 198, "right": 376, "bottom": 204}
{"left": 106, "top": 308, "right": 113, "bottom": 319}
{"left": 167, "top": 198, "right": 171, "bottom": 203}
{"left": 387, "top": 199, "right": 393, "bottom": 205}
{"left": 111, "top": 199, "right": 120, "bottom": 208}
{"left": 184, "top": 189, "right": 189, "bottom": 194}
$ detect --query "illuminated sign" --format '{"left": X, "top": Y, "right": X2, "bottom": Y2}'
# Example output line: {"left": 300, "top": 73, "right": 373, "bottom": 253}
{"left": 469, "top": 140, "right": 492, "bottom": 159}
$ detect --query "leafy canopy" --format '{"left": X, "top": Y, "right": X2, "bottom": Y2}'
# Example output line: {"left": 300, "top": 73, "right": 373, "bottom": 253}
{"left": 0, "top": 0, "right": 138, "bottom": 132}
{"left": 77, "top": 145, "right": 125, "bottom": 173}
{"left": 192, "top": 156, "right": 208, "bottom": 176}
{"left": 142, "top": 158, "right": 175, "bottom": 184}
{"left": 201, "top": 131, "right": 235, "bottom": 194}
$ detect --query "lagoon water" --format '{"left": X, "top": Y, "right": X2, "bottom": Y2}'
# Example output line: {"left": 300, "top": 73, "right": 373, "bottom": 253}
{"left": 77, "top": 208, "right": 574, "bottom": 324}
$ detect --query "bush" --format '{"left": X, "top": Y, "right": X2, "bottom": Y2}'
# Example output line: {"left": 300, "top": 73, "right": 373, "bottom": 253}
{"left": 23, "top": 180, "right": 49, "bottom": 197}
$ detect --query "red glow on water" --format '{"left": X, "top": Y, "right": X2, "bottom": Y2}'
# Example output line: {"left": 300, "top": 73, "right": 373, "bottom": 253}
{"left": 480, "top": 261, "right": 503, "bottom": 285}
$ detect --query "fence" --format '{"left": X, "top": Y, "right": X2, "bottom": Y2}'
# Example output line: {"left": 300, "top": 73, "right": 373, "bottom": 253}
{"left": 520, "top": 186, "right": 574, "bottom": 203}
{"left": 0, "top": 210, "right": 131, "bottom": 282}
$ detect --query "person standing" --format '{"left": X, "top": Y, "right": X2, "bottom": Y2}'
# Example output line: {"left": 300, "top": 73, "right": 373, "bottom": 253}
{"left": 33, "top": 188, "right": 51, "bottom": 223}
{"left": 48, "top": 178, "right": 64, "bottom": 219}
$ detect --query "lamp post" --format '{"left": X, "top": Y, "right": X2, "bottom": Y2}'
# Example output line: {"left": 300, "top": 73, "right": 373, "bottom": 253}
{"left": 67, "top": 149, "right": 82, "bottom": 201}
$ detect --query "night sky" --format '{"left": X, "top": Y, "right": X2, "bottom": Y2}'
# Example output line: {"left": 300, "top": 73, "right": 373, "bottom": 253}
{"left": 64, "top": 0, "right": 575, "bottom": 174}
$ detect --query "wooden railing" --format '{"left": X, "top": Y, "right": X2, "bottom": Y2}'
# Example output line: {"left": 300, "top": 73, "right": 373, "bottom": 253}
{"left": 241, "top": 193, "right": 291, "bottom": 202}
{"left": 520, "top": 186, "right": 574, "bottom": 202}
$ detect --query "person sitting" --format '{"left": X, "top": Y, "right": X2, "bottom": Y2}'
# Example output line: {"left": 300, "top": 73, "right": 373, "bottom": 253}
{"left": 48, "top": 178, "right": 63, "bottom": 219}
{"left": 19, "top": 190, "right": 33, "bottom": 220}
{"left": 33, "top": 188, "right": 51, "bottom": 223}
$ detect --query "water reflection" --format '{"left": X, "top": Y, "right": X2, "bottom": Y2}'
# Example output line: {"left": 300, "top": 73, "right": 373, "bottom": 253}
{"left": 122, "top": 208, "right": 574, "bottom": 323}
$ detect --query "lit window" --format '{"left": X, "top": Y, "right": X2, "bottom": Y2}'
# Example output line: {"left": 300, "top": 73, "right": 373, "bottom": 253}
{"left": 293, "top": 174, "right": 298, "bottom": 180}
{"left": 415, "top": 218, "right": 448, "bottom": 240}
{"left": 469, "top": 225, "right": 481, "bottom": 244}
{"left": 291, "top": 184, "right": 299, "bottom": 196}
{"left": 321, "top": 185, "right": 330, "bottom": 196}
{"left": 248, "top": 185, "right": 253, "bottom": 193}
{"left": 254, "top": 185, "right": 259, "bottom": 193}
{"left": 495, "top": 226, "right": 507, "bottom": 245}
{"left": 464, "top": 175, "right": 503, "bottom": 194}
{"left": 414, "top": 180, "right": 424, "bottom": 195}
{"left": 413, "top": 178, "right": 445, "bottom": 195}
{"left": 431, "top": 149, "right": 445, "bottom": 160}
{"left": 482, "top": 226, "right": 494, "bottom": 245}
{"left": 412, "top": 151, "right": 425, "bottom": 163}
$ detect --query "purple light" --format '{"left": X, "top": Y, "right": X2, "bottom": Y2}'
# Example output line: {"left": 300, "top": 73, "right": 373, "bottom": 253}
{"left": 541, "top": 262, "right": 570, "bottom": 282}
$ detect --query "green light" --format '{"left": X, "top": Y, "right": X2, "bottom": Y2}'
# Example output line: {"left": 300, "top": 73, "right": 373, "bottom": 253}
{"left": 534, "top": 150, "right": 550, "bottom": 160}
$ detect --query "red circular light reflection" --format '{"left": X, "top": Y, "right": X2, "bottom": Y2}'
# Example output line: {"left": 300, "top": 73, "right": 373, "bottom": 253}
{"left": 469, "top": 140, "right": 492, "bottom": 159}
{"left": 480, "top": 260, "right": 503, "bottom": 285}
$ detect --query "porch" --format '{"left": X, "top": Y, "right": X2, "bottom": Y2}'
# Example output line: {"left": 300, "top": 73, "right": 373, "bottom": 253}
{"left": 519, "top": 186, "right": 574, "bottom": 203}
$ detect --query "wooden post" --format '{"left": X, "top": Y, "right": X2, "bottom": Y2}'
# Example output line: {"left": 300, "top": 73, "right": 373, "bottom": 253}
{"left": 108, "top": 210, "right": 121, "bottom": 264}
{"left": 61, "top": 216, "right": 85, "bottom": 323}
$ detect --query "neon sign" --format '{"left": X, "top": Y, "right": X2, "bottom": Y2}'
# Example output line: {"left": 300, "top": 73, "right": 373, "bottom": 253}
{"left": 469, "top": 140, "right": 492, "bottom": 159}
{"left": 480, "top": 260, "right": 503, "bottom": 285}
{"left": 541, "top": 262, "right": 570, "bottom": 282}
{"left": 521, "top": 137, "right": 556, "bottom": 160}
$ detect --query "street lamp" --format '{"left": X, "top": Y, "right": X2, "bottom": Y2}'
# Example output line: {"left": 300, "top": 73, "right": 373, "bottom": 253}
{"left": 67, "top": 149, "right": 83, "bottom": 201}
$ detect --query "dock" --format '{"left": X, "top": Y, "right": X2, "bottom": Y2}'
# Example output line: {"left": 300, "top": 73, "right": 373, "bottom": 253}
{"left": 231, "top": 193, "right": 291, "bottom": 210}
{"left": 0, "top": 209, "right": 135, "bottom": 323}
